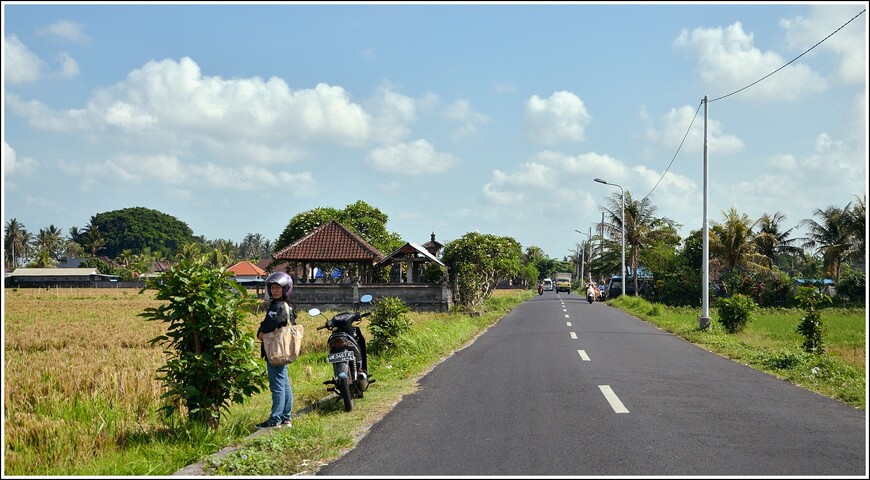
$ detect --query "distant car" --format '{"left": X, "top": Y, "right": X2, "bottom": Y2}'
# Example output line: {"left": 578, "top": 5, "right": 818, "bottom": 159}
{"left": 555, "top": 278, "right": 571, "bottom": 293}
{"left": 542, "top": 278, "right": 554, "bottom": 291}
{"left": 606, "top": 276, "right": 647, "bottom": 298}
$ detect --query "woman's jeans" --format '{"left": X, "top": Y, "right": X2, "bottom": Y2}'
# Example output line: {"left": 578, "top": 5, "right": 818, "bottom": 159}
{"left": 266, "top": 362, "right": 293, "bottom": 423}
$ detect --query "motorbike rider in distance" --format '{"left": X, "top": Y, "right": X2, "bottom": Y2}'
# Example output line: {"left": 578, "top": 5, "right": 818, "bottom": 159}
{"left": 585, "top": 282, "right": 596, "bottom": 302}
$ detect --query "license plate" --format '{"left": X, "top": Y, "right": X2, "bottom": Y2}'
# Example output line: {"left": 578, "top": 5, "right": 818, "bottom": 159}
{"left": 327, "top": 351, "right": 355, "bottom": 363}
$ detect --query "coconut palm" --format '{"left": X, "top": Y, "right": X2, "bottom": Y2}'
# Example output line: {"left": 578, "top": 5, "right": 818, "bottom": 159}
{"left": 601, "top": 191, "right": 676, "bottom": 295}
{"left": 35, "top": 225, "right": 66, "bottom": 263}
{"left": 4, "top": 218, "right": 28, "bottom": 269}
{"left": 752, "top": 212, "right": 803, "bottom": 270}
{"left": 800, "top": 202, "right": 855, "bottom": 285}
{"left": 710, "top": 207, "right": 768, "bottom": 274}
{"left": 844, "top": 194, "right": 865, "bottom": 265}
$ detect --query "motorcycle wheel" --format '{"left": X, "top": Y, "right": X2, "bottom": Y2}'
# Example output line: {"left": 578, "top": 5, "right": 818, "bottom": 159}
{"left": 337, "top": 376, "right": 354, "bottom": 412}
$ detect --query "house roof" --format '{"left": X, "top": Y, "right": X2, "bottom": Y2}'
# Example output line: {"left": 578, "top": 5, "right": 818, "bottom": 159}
{"left": 273, "top": 220, "right": 385, "bottom": 263}
{"left": 421, "top": 232, "right": 444, "bottom": 253}
{"left": 10, "top": 268, "right": 101, "bottom": 277}
{"left": 376, "top": 242, "right": 445, "bottom": 267}
{"left": 227, "top": 260, "right": 266, "bottom": 276}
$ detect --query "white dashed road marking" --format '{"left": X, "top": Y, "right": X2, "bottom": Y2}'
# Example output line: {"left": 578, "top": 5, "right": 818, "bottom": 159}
{"left": 570, "top": 332, "right": 577, "bottom": 339}
{"left": 599, "top": 385, "right": 629, "bottom": 413}
{"left": 577, "top": 350, "right": 590, "bottom": 361}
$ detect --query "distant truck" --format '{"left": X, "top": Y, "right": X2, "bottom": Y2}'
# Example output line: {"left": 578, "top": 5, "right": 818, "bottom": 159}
{"left": 555, "top": 272, "right": 572, "bottom": 293}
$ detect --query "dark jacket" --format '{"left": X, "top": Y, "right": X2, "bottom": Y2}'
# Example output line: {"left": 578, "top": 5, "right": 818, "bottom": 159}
{"left": 257, "top": 300, "right": 296, "bottom": 359}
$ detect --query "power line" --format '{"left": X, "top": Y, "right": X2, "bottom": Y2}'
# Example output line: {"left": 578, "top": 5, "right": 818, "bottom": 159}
{"left": 640, "top": 8, "right": 866, "bottom": 202}
{"left": 710, "top": 8, "right": 866, "bottom": 104}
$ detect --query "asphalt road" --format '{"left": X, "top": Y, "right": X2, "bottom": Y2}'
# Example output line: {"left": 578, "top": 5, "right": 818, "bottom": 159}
{"left": 317, "top": 292, "right": 867, "bottom": 476}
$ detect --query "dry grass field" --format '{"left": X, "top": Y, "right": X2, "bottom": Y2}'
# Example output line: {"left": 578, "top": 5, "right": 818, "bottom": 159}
{"left": 3, "top": 288, "right": 176, "bottom": 473}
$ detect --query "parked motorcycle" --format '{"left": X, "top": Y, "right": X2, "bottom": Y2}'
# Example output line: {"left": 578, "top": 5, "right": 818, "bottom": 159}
{"left": 309, "top": 294, "right": 375, "bottom": 412}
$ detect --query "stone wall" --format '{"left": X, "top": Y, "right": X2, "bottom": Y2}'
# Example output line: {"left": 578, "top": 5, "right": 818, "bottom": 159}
{"left": 3, "top": 280, "right": 453, "bottom": 312}
{"left": 286, "top": 284, "right": 453, "bottom": 312}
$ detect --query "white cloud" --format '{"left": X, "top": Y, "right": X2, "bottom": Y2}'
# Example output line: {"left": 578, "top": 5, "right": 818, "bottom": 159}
{"left": 3, "top": 142, "right": 38, "bottom": 176}
{"left": 4, "top": 34, "right": 45, "bottom": 84}
{"left": 524, "top": 91, "right": 592, "bottom": 144}
{"left": 645, "top": 104, "right": 744, "bottom": 154}
{"left": 780, "top": 5, "right": 867, "bottom": 84}
{"left": 367, "top": 139, "right": 459, "bottom": 175}
{"left": 37, "top": 20, "right": 90, "bottom": 44}
{"left": 443, "top": 100, "right": 489, "bottom": 141}
{"left": 84, "top": 154, "right": 188, "bottom": 185}
{"left": 7, "top": 57, "right": 381, "bottom": 158}
{"left": 365, "top": 83, "right": 418, "bottom": 144}
{"left": 673, "top": 21, "right": 827, "bottom": 102}
{"left": 480, "top": 149, "right": 701, "bottom": 233}
{"left": 57, "top": 52, "right": 80, "bottom": 79}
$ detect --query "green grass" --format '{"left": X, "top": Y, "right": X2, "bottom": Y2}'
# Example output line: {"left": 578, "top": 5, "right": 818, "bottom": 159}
{"left": 608, "top": 295, "right": 866, "bottom": 410}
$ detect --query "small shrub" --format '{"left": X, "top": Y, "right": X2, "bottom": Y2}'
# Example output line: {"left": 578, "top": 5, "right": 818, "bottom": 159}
{"left": 795, "top": 286, "right": 830, "bottom": 354}
{"left": 368, "top": 296, "right": 411, "bottom": 355}
{"left": 715, "top": 294, "right": 756, "bottom": 334}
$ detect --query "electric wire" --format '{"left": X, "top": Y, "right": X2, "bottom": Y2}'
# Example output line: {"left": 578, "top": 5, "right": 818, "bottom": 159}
{"left": 639, "top": 8, "right": 866, "bottom": 203}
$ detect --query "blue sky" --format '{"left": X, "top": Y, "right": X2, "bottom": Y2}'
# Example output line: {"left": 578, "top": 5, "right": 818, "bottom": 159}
{"left": 3, "top": 2, "right": 867, "bottom": 261}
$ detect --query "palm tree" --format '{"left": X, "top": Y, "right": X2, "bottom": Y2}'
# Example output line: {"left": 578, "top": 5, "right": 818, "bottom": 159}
{"left": 35, "top": 225, "right": 66, "bottom": 263}
{"left": 116, "top": 249, "right": 136, "bottom": 269}
{"left": 800, "top": 203, "right": 855, "bottom": 285}
{"left": 752, "top": 212, "right": 803, "bottom": 270}
{"left": 601, "top": 191, "right": 676, "bottom": 295}
{"left": 844, "top": 194, "right": 866, "bottom": 265}
{"left": 4, "top": 218, "right": 27, "bottom": 269}
{"left": 710, "top": 207, "right": 768, "bottom": 274}
{"left": 81, "top": 218, "right": 106, "bottom": 257}
{"left": 240, "top": 233, "right": 266, "bottom": 261}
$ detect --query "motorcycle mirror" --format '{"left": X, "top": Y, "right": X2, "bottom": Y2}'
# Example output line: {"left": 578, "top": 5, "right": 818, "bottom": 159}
{"left": 360, "top": 294, "right": 373, "bottom": 303}
{"left": 308, "top": 308, "right": 321, "bottom": 317}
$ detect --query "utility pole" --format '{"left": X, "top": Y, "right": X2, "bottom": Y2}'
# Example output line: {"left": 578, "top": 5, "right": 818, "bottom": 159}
{"left": 700, "top": 96, "right": 712, "bottom": 330}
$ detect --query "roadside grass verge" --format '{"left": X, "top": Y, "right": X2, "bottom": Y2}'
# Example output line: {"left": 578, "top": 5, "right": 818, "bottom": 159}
{"left": 607, "top": 295, "right": 866, "bottom": 410}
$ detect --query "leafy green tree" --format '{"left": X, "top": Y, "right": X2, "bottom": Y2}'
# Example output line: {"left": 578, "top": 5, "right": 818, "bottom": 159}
{"left": 139, "top": 256, "right": 265, "bottom": 429}
{"left": 274, "top": 201, "right": 405, "bottom": 263}
{"left": 89, "top": 207, "right": 195, "bottom": 259}
{"left": 441, "top": 232, "right": 522, "bottom": 310}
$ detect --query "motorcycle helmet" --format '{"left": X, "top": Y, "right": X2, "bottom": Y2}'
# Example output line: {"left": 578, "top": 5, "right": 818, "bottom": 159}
{"left": 265, "top": 271, "right": 293, "bottom": 301}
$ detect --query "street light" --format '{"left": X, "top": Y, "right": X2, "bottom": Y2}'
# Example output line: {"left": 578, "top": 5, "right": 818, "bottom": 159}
{"left": 594, "top": 177, "right": 626, "bottom": 297}
{"left": 574, "top": 228, "right": 591, "bottom": 287}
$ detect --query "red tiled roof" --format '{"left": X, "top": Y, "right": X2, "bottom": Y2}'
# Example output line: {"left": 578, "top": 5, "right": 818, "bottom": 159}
{"left": 273, "top": 220, "right": 385, "bottom": 263}
{"left": 227, "top": 260, "right": 266, "bottom": 276}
